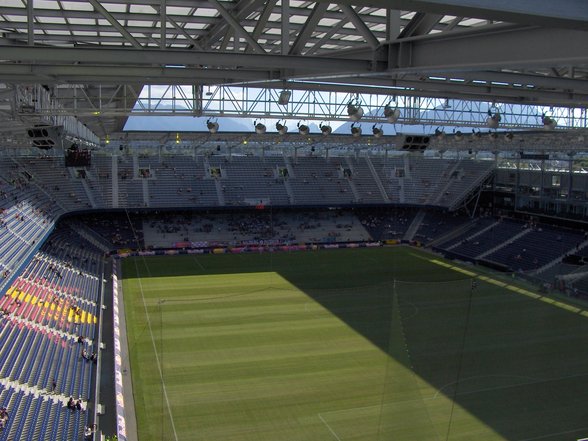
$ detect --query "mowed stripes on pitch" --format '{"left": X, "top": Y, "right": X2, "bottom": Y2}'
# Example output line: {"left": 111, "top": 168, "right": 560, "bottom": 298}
{"left": 125, "top": 271, "right": 401, "bottom": 441}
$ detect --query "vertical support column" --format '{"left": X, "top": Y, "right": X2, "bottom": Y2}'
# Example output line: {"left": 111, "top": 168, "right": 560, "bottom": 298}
{"left": 386, "top": 9, "right": 400, "bottom": 40}
{"left": 282, "top": 0, "right": 290, "bottom": 55}
{"left": 27, "top": 0, "right": 34, "bottom": 46}
{"left": 515, "top": 152, "right": 522, "bottom": 212}
{"left": 160, "top": 0, "right": 166, "bottom": 49}
{"left": 568, "top": 152, "right": 574, "bottom": 217}
{"left": 539, "top": 156, "right": 545, "bottom": 212}
{"left": 111, "top": 154, "right": 119, "bottom": 208}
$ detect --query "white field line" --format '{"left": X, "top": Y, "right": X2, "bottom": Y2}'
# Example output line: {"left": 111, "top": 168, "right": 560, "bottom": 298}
{"left": 322, "top": 371, "right": 588, "bottom": 417}
{"left": 191, "top": 254, "right": 205, "bottom": 271}
{"left": 318, "top": 413, "right": 343, "bottom": 441}
{"left": 134, "top": 262, "right": 179, "bottom": 441}
{"left": 518, "top": 427, "right": 588, "bottom": 441}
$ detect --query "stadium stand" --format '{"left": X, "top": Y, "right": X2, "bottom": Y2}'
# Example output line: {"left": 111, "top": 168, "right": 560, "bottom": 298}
{"left": 3, "top": 151, "right": 588, "bottom": 441}
{"left": 357, "top": 207, "right": 418, "bottom": 241}
{"left": 484, "top": 224, "right": 585, "bottom": 272}
{"left": 2, "top": 155, "right": 498, "bottom": 211}
{"left": 0, "top": 222, "right": 103, "bottom": 440}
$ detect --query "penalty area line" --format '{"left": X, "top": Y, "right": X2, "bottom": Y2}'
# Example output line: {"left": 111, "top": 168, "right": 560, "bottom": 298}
{"left": 318, "top": 413, "right": 343, "bottom": 441}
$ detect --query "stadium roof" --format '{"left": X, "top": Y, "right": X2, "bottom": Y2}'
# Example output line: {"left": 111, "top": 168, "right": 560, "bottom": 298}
{"left": 0, "top": 0, "right": 587, "bottom": 144}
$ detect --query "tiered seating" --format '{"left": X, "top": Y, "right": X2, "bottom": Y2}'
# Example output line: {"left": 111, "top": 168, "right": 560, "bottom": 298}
{"left": 15, "top": 157, "right": 91, "bottom": 212}
{"left": 0, "top": 224, "right": 102, "bottom": 440}
{"left": 0, "top": 162, "right": 59, "bottom": 294}
{"left": 89, "top": 155, "right": 113, "bottom": 206}
{"left": 149, "top": 156, "right": 219, "bottom": 207}
{"left": 358, "top": 207, "right": 418, "bottom": 240}
{"left": 413, "top": 210, "right": 472, "bottom": 244}
{"left": 345, "top": 157, "right": 385, "bottom": 204}
{"left": 116, "top": 156, "right": 143, "bottom": 208}
{"left": 74, "top": 212, "right": 143, "bottom": 250}
{"left": 208, "top": 156, "right": 290, "bottom": 206}
{"left": 404, "top": 157, "right": 453, "bottom": 205}
{"left": 436, "top": 217, "right": 497, "bottom": 250}
{"left": 436, "top": 160, "right": 495, "bottom": 208}
{"left": 445, "top": 218, "right": 524, "bottom": 260}
{"left": 289, "top": 157, "right": 355, "bottom": 205}
{"left": 5, "top": 154, "right": 497, "bottom": 211}
{"left": 485, "top": 225, "right": 585, "bottom": 272}
{"left": 369, "top": 156, "right": 405, "bottom": 203}
{"left": 141, "top": 209, "right": 372, "bottom": 248}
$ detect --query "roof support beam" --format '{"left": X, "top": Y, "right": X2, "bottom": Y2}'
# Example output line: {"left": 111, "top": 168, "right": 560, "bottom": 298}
{"left": 399, "top": 12, "right": 443, "bottom": 38}
{"left": 250, "top": 78, "right": 588, "bottom": 106}
{"left": 0, "top": 45, "right": 374, "bottom": 72}
{"left": 208, "top": 0, "right": 265, "bottom": 54}
{"left": 290, "top": 2, "right": 329, "bottom": 55}
{"left": 87, "top": 0, "right": 142, "bottom": 49}
{"left": 442, "top": 16, "right": 464, "bottom": 33}
{"left": 246, "top": 0, "right": 277, "bottom": 53}
{"left": 156, "top": 8, "right": 203, "bottom": 50}
{"left": 317, "top": 0, "right": 588, "bottom": 31}
{"left": 446, "top": 71, "right": 588, "bottom": 93}
{"left": 305, "top": 16, "right": 350, "bottom": 56}
{"left": 385, "top": 25, "right": 588, "bottom": 74}
{"left": 337, "top": 4, "right": 379, "bottom": 49}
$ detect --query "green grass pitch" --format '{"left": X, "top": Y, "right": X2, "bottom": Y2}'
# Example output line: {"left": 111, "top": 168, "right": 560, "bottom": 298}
{"left": 122, "top": 247, "right": 588, "bottom": 441}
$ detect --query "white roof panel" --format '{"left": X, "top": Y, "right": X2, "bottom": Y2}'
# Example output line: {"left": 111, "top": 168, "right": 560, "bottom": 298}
{"left": 68, "top": 18, "right": 96, "bottom": 25}
{"left": 60, "top": 2, "right": 95, "bottom": 11}
{"left": 37, "top": 17, "right": 67, "bottom": 24}
{"left": 194, "top": 8, "right": 219, "bottom": 17}
{"left": 102, "top": 3, "right": 128, "bottom": 13}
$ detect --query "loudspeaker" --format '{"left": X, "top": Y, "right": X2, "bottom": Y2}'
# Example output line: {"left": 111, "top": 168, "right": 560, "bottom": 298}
{"left": 27, "top": 125, "right": 64, "bottom": 150}
{"left": 278, "top": 91, "right": 291, "bottom": 105}
{"left": 401, "top": 135, "right": 430, "bottom": 152}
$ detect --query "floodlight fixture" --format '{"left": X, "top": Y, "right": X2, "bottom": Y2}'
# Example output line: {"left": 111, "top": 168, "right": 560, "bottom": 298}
{"left": 297, "top": 121, "right": 309, "bottom": 135}
{"left": 254, "top": 120, "right": 266, "bottom": 134}
{"left": 275, "top": 120, "right": 288, "bottom": 135}
{"left": 351, "top": 122, "right": 362, "bottom": 137}
{"left": 372, "top": 124, "right": 383, "bottom": 138}
{"left": 319, "top": 122, "right": 332, "bottom": 136}
{"left": 541, "top": 113, "right": 557, "bottom": 130}
{"left": 486, "top": 105, "right": 501, "bottom": 129}
{"left": 206, "top": 118, "right": 219, "bottom": 134}
{"left": 347, "top": 98, "right": 364, "bottom": 122}
{"left": 384, "top": 103, "right": 400, "bottom": 123}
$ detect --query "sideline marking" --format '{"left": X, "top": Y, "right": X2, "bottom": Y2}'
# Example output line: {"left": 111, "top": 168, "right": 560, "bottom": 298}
{"left": 428, "top": 259, "right": 586, "bottom": 317}
{"left": 318, "top": 413, "right": 343, "bottom": 441}
{"left": 133, "top": 261, "right": 180, "bottom": 441}
{"left": 322, "top": 373, "right": 556, "bottom": 416}
{"left": 517, "top": 427, "right": 588, "bottom": 441}
{"left": 191, "top": 254, "right": 205, "bottom": 271}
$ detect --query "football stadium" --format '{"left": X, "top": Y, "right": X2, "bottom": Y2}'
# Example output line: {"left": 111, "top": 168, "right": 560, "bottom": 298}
{"left": 0, "top": 1, "right": 587, "bottom": 440}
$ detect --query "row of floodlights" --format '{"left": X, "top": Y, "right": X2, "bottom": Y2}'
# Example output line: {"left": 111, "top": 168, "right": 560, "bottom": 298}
{"left": 205, "top": 105, "right": 555, "bottom": 137}
{"left": 204, "top": 117, "right": 385, "bottom": 138}
{"left": 435, "top": 128, "right": 520, "bottom": 142}
{"left": 486, "top": 110, "right": 557, "bottom": 130}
